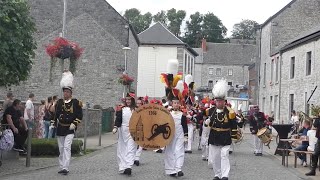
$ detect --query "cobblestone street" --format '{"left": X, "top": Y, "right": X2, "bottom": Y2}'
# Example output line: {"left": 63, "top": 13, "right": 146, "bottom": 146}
{"left": 1, "top": 133, "right": 311, "bottom": 180}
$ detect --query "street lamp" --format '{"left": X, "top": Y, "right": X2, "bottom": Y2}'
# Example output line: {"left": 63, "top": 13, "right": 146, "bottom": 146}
{"left": 122, "top": 47, "right": 131, "bottom": 98}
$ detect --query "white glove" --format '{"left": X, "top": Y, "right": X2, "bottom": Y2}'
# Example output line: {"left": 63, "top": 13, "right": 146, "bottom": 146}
{"left": 112, "top": 127, "right": 118, "bottom": 134}
{"left": 187, "top": 114, "right": 192, "bottom": 119}
{"left": 205, "top": 118, "right": 210, "bottom": 125}
{"left": 184, "top": 136, "right": 188, "bottom": 143}
{"left": 69, "top": 123, "right": 76, "bottom": 130}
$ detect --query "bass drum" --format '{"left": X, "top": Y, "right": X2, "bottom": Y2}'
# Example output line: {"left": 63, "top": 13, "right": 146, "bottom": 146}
{"left": 257, "top": 127, "right": 272, "bottom": 148}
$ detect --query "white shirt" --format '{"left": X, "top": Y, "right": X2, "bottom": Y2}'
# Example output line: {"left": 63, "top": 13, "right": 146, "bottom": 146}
{"left": 24, "top": 99, "right": 34, "bottom": 120}
{"left": 307, "top": 129, "right": 317, "bottom": 151}
{"left": 290, "top": 115, "right": 299, "bottom": 124}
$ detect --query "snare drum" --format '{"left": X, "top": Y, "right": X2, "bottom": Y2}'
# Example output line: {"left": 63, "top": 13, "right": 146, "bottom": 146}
{"left": 257, "top": 127, "right": 272, "bottom": 144}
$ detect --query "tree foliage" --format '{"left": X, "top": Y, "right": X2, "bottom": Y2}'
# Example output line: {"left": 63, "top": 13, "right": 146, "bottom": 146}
{"left": 202, "top": 13, "right": 227, "bottom": 43}
{"left": 184, "top": 12, "right": 203, "bottom": 47}
{"left": 0, "top": 0, "right": 37, "bottom": 87}
{"left": 124, "top": 8, "right": 152, "bottom": 34}
{"left": 166, "top": 8, "right": 186, "bottom": 37}
{"left": 231, "top": 19, "right": 259, "bottom": 40}
{"left": 153, "top": 10, "right": 167, "bottom": 25}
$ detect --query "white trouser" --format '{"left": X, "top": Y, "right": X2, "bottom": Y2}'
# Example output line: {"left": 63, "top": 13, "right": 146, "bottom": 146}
{"left": 164, "top": 128, "right": 184, "bottom": 174}
{"left": 210, "top": 145, "right": 231, "bottom": 178}
{"left": 202, "top": 144, "right": 209, "bottom": 159}
{"left": 135, "top": 146, "right": 143, "bottom": 161}
{"left": 117, "top": 126, "right": 136, "bottom": 171}
{"left": 57, "top": 134, "right": 74, "bottom": 171}
{"left": 253, "top": 135, "right": 263, "bottom": 153}
{"left": 201, "top": 126, "right": 210, "bottom": 160}
{"left": 185, "top": 124, "right": 194, "bottom": 151}
{"left": 208, "top": 144, "right": 213, "bottom": 167}
{"left": 230, "top": 142, "right": 234, "bottom": 152}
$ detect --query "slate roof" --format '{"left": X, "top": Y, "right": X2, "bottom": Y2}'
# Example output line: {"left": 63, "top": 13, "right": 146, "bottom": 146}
{"left": 203, "top": 42, "right": 256, "bottom": 65}
{"left": 138, "top": 22, "right": 198, "bottom": 56}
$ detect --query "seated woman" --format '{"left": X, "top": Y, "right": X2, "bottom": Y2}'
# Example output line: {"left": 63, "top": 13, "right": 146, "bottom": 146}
{"left": 294, "top": 120, "right": 311, "bottom": 167}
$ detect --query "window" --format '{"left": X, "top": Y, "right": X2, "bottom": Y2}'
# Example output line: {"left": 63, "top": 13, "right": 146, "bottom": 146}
{"left": 289, "top": 94, "right": 294, "bottom": 117}
{"left": 263, "top": 63, "right": 266, "bottom": 85}
{"left": 276, "top": 57, "right": 279, "bottom": 82}
{"left": 184, "top": 54, "right": 187, "bottom": 74}
{"left": 271, "top": 59, "right": 274, "bottom": 83}
{"left": 290, "top": 57, "right": 295, "bottom": 79}
{"left": 228, "top": 82, "right": 233, "bottom": 86}
{"left": 274, "top": 95, "right": 278, "bottom": 121}
{"left": 306, "top": 51, "right": 312, "bottom": 76}
{"left": 262, "top": 97, "right": 266, "bottom": 113}
{"left": 228, "top": 69, "right": 233, "bottom": 76}
{"left": 188, "top": 55, "right": 191, "bottom": 74}
{"left": 208, "top": 68, "right": 213, "bottom": 75}
{"left": 270, "top": 96, "right": 273, "bottom": 114}
{"left": 190, "top": 57, "right": 194, "bottom": 75}
{"left": 208, "top": 80, "right": 213, "bottom": 88}
{"left": 216, "top": 68, "right": 221, "bottom": 76}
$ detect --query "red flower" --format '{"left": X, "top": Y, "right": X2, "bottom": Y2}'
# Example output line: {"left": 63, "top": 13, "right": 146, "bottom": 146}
{"left": 45, "top": 37, "right": 83, "bottom": 60}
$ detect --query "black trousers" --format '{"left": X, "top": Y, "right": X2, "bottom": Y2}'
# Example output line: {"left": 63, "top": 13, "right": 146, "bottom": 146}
{"left": 14, "top": 128, "right": 28, "bottom": 148}
{"left": 311, "top": 139, "right": 320, "bottom": 170}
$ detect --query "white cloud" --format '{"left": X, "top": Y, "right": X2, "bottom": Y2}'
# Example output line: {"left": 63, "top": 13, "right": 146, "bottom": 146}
{"left": 107, "top": 0, "right": 292, "bottom": 36}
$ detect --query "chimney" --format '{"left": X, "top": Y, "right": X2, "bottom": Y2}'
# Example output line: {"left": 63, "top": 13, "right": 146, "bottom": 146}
{"left": 201, "top": 38, "right": 207, "bottom": 52}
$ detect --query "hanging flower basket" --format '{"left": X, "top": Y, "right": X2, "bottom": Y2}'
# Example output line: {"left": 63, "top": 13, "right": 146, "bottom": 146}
{"left": 118, "top": 74, "right": 134, "bottom": 86}
{"left": 45, "top": 37, "right": 84, "bottom": 80}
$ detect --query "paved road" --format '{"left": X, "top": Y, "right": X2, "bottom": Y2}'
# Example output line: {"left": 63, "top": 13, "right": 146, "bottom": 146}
{"left": 2, "top": 134, "right": 311, "bottom": 180}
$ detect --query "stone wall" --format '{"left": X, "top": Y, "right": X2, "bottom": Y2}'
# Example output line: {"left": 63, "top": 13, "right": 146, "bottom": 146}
{"left": 0, "top": 0, "right": 139, "bottom": 109}
{"left": 258, "top": 0, "right": 320, "bottom": 121}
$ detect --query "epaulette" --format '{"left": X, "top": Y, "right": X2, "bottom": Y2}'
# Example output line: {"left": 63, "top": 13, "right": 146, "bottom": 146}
{"left": 226, "top": 106, "right": 236, "bottom": 119}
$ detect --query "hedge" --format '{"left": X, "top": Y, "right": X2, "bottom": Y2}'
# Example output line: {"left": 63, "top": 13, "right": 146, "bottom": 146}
{"left": 26, "top": 138, "right": 83, "bottom": 156}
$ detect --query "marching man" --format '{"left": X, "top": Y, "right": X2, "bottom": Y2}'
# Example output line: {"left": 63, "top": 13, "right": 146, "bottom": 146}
{"left": 113, "top": 93, "right": 137, "bottom": 176}
{"left": 185, "top": 102, "right": 196, "bottom": 153}
{"left": 165, "top": 95, "right": 188, "bottom": 177}
{"left": 52, "top": 71, "right": 83, "bottom": 175}
{"left": 205, "top": 79, "right": 238, "bottom": 180}
{"left": 249, "top": 105, "right": 267, "bottom": 156}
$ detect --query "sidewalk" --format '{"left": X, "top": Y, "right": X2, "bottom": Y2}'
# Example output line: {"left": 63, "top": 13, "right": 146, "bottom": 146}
{"left": 243, "top": 126, "right": 319, "bottom": 180}
{"left": 0, "top": 132, "right": 117, "bottom": 177}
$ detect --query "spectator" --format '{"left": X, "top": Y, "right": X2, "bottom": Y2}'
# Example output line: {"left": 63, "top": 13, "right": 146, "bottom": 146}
{"left": 36, "top": 100, "right": 46, "bottom": 138}
{"left": 3, "top": 92, "right": 14, "bottom": 112}
{"left": 2, "top": 99, "right": 28, "bottom": 153}
{"left": 294, "top": 120, "right": 311, "bottom": 167}
{"left": 49, "top": 95, "right": 58, "bottom": 138}
{"left": 307, "top": 125, "right": 317, "bottom": 152}
{"left": 43, "top": 97, "right": 53, "bottom": 138}
{"left": 290, "top": 110, "right": 299, "bottom": 132}
{"left": 24, "top": 93, "right": 35, "bottom": 129}
{"left": 305, "top": 116, "right": 320, "bottom": 176}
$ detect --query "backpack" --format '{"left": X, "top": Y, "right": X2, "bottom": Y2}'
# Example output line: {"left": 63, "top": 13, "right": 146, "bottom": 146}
{"left": 0, "top": 129, "right": 14, "bottom": 151}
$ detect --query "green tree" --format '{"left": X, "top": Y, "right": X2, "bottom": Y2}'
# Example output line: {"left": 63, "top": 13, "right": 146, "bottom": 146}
{"left": 0, "top": 0, "right": 36, "bottom": 87}
{"left": 153, "top": 10, "right": 168, "bottom": 25}
{"left": 231, "top": 19, "right": 259, "bottom": 40}
{"left": 202, "top": 12, "right": 227, "bottom": 43}
{"left": 124, "top": 8, "right": 152, "bottom": 34}
{"left": 184, "top": 12, "right": 203, "bottom": 47}
{"left": 167, "top": 8, "right": 186, "bottom": 37}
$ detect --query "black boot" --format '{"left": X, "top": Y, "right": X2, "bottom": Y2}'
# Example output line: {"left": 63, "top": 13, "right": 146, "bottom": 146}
{"left": 305, "top": 170, "right": 316, "bottom": 176}
{"left": 123, "top": 168, "right": 132, "bottom": 176}
{"left": 134, "top": 160, "right": 140, "bottom": 166}
{"left": 169, "top": 173, "right": 177, "bottom": 177}
{"left": 177, "top": 171, "right": 184, "bottom": 177}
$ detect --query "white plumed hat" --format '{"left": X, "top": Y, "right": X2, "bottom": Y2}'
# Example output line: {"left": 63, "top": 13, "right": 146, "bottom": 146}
{"left": 60, "top": 71, "right": 74, "bottom": 92}
{"left": 184, "top": 74, "right": 193, "bottom": 85}
{"left": 212, "top": 79, "right": 229, "bottom": 100}
{"left": 167, "top": 59, "right": 179, "bottom": 75}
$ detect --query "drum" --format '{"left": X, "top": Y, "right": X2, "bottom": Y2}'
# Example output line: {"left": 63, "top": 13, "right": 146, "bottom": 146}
{"left": 129, "top": 104, "right": 175, "bottom": 150}
{"left": 257, "top": 127, "right": 272, "bottom": 144}
{"left": 233, "top": 128, "right": 244, "bottom": 143}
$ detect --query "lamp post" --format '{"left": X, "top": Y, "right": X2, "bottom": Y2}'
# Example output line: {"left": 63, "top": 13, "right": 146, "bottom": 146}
{"left": 122, "top": 47, "right": 131, "bottom": 98}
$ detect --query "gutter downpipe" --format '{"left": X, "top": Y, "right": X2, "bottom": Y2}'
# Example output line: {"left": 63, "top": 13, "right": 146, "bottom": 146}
{"left": 257, "top": 27, "right": 262, "bottom": 106}
{"left": 278, "top": 51, "right": 282, "bottom": 124}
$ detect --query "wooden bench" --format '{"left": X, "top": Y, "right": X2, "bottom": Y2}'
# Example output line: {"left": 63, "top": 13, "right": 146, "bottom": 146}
{"left": 289, "top": 149, "right": 320, "bottom": 171}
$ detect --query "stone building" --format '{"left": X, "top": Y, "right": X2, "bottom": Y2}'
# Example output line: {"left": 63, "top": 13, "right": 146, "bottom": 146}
{"left": 195, "top": 39, "right": 256, "bottom": 98}
{"left": 0, "top": 0, "right": 139, "bottom": 108}
{"left": 137, "top": 22, "right": 198, "bottom": 98}
{"left": 257, "top": 0, "right": 320, "bottom": 122}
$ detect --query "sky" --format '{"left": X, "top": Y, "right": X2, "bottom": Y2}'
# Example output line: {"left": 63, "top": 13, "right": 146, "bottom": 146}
{"left": 106, "top": 0, "right": 293, "bottom": 36}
